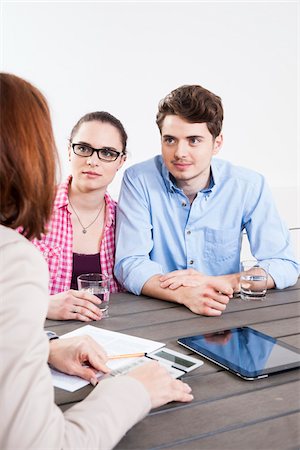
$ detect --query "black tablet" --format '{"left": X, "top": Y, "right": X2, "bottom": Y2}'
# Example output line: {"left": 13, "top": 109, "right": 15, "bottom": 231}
{"left": 178, "top": 327, "right": 300, "bottom": 380}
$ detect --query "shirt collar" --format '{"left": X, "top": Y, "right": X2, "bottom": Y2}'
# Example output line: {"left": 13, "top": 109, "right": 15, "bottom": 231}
{"left": 53, "top": 175, "right": 116, "bottom": 227}
{"left": 104, "top": 192, "right": 116, "bottom": 227}
{"left": 54, "top": 176, "right": 72, "bottom": 210}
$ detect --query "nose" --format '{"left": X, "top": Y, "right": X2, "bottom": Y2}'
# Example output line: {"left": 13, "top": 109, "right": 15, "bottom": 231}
{"left": 174, "top": 141, "right": 188, "bottom": 159}
{"left": 86, "top": 151, "right": 99, "bottom": 166}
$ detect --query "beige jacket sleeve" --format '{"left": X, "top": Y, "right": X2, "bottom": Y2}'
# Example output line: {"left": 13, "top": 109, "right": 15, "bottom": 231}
{"left": 0, "top": 226, "right": 151, "bottom": 450}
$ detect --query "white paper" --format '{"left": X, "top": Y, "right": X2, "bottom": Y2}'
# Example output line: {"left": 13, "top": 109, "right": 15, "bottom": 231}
{"left": 51, "top": 325, "right": 165, "bottom": 392}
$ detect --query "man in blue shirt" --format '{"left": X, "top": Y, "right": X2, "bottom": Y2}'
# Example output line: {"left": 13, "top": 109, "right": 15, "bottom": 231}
{"left": 115, "top": 85, "right": 299, "bottom": 316}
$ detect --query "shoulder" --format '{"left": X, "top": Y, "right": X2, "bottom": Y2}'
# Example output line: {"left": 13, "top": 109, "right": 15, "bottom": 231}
{"left": 53, "top": 177, "right": 71, "bottom": 210}
{"left": 213, "top": 158, "right": 265, "bottom": 187}
{"left": 124, "top": 155, "right": 162, "bottom": 181}
{"left": 105, "top": 191, "right": 117, "bottom": 208}
{"left": 0, "top": 226, "right": 48, "bottom": 275}
{"left": 1, "top": 226, "right": 34, "bottom": 252}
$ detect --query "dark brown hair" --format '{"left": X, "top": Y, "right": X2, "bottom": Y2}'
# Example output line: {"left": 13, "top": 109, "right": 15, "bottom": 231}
{"left": 0, "top": 73, "right": 58, "bottom": 240}
{"left": 70, "top": 111, "right": 128, "bottom": 153}
{"left": 156, "top": 85, "right": 223, "bottom": 139}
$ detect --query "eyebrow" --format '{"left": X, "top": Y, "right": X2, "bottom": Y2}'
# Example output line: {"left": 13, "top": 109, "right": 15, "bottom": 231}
{"left": 186, "top": 135, "right": 205, "bottom": 140}
{"left": 74, "top": 141, "right": 118, "bottom": 151}
{"left": 162, "top": 134, "right": 205, "bottom": 140}
{"left": 75, "top": 141, "right": 93, "bottom": 146}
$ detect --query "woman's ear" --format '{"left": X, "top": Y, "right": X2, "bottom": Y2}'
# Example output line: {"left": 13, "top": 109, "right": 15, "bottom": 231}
{"left": 68, "top": 142, "right": 72, "bottom": 161}
{"left": 117, "top": 154, "right": 127, "bottom": 170}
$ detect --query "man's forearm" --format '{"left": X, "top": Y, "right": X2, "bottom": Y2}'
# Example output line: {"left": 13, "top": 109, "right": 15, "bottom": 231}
{"left": 142, "top": 275, "right": 183, "bottom": 303}
{"left": 141, "top": 273, "right": 234, "bottom": 317}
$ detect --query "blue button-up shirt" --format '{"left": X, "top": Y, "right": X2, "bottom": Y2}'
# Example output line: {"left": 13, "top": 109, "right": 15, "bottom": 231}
{"left": 115, "top": 156, "right": 299, "bottom": 294}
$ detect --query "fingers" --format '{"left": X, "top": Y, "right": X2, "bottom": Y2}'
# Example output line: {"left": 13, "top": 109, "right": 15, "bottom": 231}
{"left": 86, "top": 354, "right": 110, "bottom": 375}
{"left": 159, "top": 268, "right": 199, "bottom": 282}
{"left": 73, "top": 290, "right": 103, "bottom": 305}
{"left": 170, "top": 379, "right": 194, "bottom": 403}
{"left": 83, "top": 337, "right": 110, "bottom": 372}
{"left": 128, "top": 361, "right": 193, "bottom": 408}
{"left": 48, "top": 290, "right": 104, "bottom": 321}
{"left": 68, "top": 291, "right": 103, "bottom": 321}
{"left": 185, "top": 291, "right": 230, "bottom": 316}
{"left": 160, "top": 277, "right": 200, "bottom": 289}
{"left": 72, "top": 364, "right": 100, "bottom": 382}
{"left": 191, "top": 297, "right": 229, "bottom": 316}
{"left": 206, "top": 289, "right": 231, "bottom": 305}
{"left": 208, "top": 277, "right": 234, "bottom": 297}
{"left": 71, "top": 303, "right": 102, "bottom": 322}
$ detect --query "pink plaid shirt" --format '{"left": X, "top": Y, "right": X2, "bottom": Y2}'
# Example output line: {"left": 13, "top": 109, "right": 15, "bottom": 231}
{"left": 32, "top": 177, "right": 121, "bottom": 294}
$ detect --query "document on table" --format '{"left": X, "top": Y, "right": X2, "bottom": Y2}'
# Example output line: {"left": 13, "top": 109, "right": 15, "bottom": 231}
{"left": 50, "top": 325, "right": 165, "bottom": 392}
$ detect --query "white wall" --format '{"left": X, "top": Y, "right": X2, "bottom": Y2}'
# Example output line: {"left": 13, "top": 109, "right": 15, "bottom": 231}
{"left": 1, "top": 1, "right": 299, "bottom": 239}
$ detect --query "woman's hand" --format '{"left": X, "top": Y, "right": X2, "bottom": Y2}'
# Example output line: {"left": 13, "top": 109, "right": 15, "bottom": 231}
{"left": 128, "top": 361, "right": 193, "bottom": 408}
{"left": 48, "top": 335, "right": 110, "bottom": 385}
{"left": 47, "top": 290, "right": 103, "bottom": 321}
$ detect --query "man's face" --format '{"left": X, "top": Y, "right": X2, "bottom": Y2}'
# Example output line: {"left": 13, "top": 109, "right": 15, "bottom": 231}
{"left": 161, "top": 115, "right": 222, "bottom": 190}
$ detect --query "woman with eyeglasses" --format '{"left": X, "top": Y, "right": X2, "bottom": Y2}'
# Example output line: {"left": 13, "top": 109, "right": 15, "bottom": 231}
{"left": 32, "top": 111, "right": 127, "bottom": 321}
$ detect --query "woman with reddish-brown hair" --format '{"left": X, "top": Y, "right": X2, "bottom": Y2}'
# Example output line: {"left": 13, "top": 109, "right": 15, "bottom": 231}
{"left": 0, "top": 73, "right": 193, "bottom": 450}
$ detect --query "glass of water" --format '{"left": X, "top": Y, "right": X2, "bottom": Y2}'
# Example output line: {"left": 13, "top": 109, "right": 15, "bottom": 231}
{"left": 240, "top": 260, "right": 269, "bottom": 301}
{"left": 77, "top": 273, "right": 110, "bottom": 318}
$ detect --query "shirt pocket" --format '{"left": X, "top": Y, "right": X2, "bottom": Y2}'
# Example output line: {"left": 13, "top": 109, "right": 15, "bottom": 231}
{"left": 204, "top": 227, "right": 240, "bottom": 263}
{"left": 38, "top": 243, "right": 62, "bottom": 280}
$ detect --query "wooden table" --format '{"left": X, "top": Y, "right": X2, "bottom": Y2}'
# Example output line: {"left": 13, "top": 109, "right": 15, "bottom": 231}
{"left": 45, "top": 280, "right": 300, "bottom": 450}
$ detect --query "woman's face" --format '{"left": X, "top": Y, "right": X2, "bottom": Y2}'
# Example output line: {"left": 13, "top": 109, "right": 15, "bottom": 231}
{"left": 69, "top": 120, "right": 126, "bottom": 193}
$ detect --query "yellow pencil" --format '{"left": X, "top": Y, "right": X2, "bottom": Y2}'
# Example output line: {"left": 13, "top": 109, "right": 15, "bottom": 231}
{"left": 108, "top": 352, "right": 145, "bottom": 360}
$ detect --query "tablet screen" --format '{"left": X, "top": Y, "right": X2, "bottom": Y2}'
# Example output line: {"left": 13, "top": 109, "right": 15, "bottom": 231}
{"left": 178, "top": 327, "right": 300, "bottom": 379}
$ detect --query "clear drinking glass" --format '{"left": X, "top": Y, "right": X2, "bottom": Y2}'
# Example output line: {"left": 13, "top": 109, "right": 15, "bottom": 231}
{"left": 240, "top": 260, "right": 269, "bottom": 301}
{"left": 77, "top": 273, "right": 110, "bottom": 318}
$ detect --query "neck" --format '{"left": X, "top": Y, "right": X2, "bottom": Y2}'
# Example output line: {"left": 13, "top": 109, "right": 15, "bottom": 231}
{"left": 176, "top": 170, "right": 211, "bottom": 204}
{"left": 68, "top": 183, "right": 106, "bottom": 212}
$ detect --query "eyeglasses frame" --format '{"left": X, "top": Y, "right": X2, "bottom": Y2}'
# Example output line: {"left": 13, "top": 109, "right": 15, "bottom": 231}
{"left": 71, "top": 143, "right": 125, "bottom": 162}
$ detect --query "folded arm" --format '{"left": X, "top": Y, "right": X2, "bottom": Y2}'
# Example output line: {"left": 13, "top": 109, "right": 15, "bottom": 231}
{"left": 142, "top": 273, "right": 233, "bottom": 316}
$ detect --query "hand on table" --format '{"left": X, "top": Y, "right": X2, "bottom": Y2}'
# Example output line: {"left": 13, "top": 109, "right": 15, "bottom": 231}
{"left": 160, "top": 268, "right": 203, "bottom": 289}
{"left": 128, "top": 361, "right": 193, "bottom": 408}
{"left": 48, "top": 335, "right": 110, "bottom": 385}
{"left": 160, "top": 270, "right": 234, "bottom": 316}
{"left": 47, "top": 290, "right": 103, "bottom": 321}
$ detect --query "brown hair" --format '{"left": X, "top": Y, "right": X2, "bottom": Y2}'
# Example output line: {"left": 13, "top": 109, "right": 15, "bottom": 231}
{"left": 0, "top": 73, "right": 58, "bottom": 240}
{"left": 70, "top": 111, "right": 128, "bottom": 153}
{"left": 156, "top": 85, "right": 223, "bottom": 139}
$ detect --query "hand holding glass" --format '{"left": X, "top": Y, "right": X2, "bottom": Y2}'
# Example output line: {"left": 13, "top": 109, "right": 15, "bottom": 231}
{"left": 240, "top": 260, "right": 269, "bottom": 301}
{"left": 77, "top": 273, "right": 110, "bottom": 318}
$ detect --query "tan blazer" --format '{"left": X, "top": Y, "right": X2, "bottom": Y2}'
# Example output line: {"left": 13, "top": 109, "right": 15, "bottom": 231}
{"left": 0, "top": 226, "right": 150, "bottom": 450}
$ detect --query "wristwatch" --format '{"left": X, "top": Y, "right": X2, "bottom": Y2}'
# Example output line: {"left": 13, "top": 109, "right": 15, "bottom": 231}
{"left": 46, "top": 331, "right": 59, "bottom": 341}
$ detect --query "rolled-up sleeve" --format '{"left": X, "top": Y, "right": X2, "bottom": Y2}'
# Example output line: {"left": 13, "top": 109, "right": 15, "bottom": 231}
{"left": 243, "top": 175, "right": 300, "bottom": 289}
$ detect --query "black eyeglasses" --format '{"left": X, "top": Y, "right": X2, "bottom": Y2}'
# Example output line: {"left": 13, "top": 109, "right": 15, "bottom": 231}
{"left": 72, "top": 143, "right": 124, "bottom": 162}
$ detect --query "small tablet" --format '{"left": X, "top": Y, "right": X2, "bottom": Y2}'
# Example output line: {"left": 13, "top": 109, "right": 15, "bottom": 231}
{"left": 178, "top": 327, "right": 300, "bottom": 380}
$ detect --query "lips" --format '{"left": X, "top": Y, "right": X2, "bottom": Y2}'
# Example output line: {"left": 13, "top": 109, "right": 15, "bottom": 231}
{"left": 82, "top": 171, "right": 101, "bottom": 176}
{"left": 173, "top": 162, "right": 192, "bottom": 170}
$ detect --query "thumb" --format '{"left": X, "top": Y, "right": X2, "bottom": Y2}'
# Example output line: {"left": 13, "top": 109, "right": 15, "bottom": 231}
{"left": 211, "top": 277, "right": 233, "bottom": 296}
